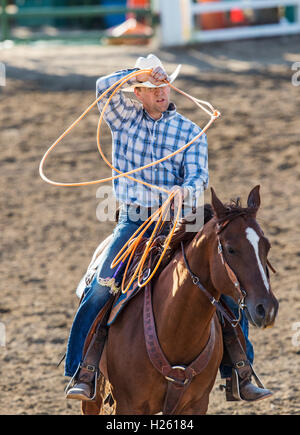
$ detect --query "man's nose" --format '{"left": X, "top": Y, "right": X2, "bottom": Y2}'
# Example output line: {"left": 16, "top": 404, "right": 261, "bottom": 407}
{"left": 154, "top": 87, "right": 166, "bottom": 96}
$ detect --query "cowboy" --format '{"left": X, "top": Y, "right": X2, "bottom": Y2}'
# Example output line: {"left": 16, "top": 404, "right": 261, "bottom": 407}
{"left": 64, "top": 54, "right": 272, "bottom": 404}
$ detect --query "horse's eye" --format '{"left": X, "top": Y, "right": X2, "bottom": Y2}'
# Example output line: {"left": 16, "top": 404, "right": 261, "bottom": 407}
{"left": 227, "top": 246, "right": 235, "bottom": 255}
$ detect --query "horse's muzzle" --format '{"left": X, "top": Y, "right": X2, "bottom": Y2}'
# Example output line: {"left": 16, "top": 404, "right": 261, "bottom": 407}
{"left": 244, "top": 296, "right": 279, "bottom": 328}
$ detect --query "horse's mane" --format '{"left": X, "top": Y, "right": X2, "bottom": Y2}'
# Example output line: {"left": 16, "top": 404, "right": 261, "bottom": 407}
{"left": 124, "top": 203, "right": 213, "bottom": 286}
{"left": 163, "top": 196, "right": 255, "bottom": 255}
{"left": 164, "top": 203, "right": 214, "bottom": 255}
{"left": 124, "top": 197, "right": 256, "bottom": 286}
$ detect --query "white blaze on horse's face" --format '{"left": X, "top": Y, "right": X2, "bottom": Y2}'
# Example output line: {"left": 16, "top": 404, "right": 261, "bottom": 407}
{"left": 245, "top": 227, "right": 270, "bottom": 292}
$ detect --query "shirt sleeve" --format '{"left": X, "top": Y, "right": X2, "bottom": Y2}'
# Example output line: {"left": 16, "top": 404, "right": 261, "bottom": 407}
{"left": 96, "top": 68, "right": 140, "bottom": 131}
{"left": 181, "top": 125, "right": 209, "bottom": 205}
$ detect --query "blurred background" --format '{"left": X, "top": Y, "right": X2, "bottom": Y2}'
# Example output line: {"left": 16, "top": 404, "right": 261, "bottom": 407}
{"left": 0, "top": 0, "right": 300, "bottom": 44}
{"left": 0, "top": 0, "right": 299, "bottom": 415}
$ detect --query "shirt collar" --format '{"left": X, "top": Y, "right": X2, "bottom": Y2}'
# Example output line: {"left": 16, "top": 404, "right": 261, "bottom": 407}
{"left": 143, "top": 102, "right": 177, "bottom": 122}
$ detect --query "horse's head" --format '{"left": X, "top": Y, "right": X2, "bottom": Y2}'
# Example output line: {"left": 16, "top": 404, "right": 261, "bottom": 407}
{"left": 210, "top": 186, "right": 279, "bottom": 328}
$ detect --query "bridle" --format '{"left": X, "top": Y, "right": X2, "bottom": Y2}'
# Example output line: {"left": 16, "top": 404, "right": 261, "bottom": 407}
{"left": 181, "top": 213, "right": 251, "bottom": 328}
{"left": 181, "top": 241, "right": 246, "bottom": 328}
{"left": 182, "top": 208, "right": 277, "bottom": 327}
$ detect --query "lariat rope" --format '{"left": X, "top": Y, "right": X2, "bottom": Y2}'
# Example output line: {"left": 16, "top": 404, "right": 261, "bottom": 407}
{"left": 39, "top": 69, "right": 220, "bottom": 293}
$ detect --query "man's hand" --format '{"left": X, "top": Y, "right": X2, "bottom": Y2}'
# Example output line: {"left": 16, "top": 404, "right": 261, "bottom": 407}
{"left": 137, "top": 66, "right": 170, "bottom": 86}
{"left": 170, "top": 185, "right": 189, "bottom": 200}
{"left": 169, "top": 186, "right": 189, "bottom": 212}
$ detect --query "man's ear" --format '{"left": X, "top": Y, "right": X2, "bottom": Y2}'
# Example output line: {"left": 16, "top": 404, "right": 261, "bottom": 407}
{"left": 134, "top": 87, "right": 143, "bottom": 103}
{"left": 134, "top": 87, "right": 141, "bottom": 97}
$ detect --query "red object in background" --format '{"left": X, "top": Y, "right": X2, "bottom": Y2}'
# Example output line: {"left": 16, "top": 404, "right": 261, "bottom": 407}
{"left": 107, "top": 0, "right": 152, "bottom": 45}
{"left": 126, "top": 0, "right": 150, "bottom": 20}
{"left": 126, "top": 0, "right": 150, "bottom": 6}
{"left": 198, "top": 0, "right": 226, "bottom": 30}
{"left": 230, "top": 8, "right": 246, "bottom": 24}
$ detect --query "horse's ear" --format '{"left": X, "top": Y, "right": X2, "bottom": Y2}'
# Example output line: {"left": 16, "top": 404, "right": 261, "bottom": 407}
{"left": 211, "top": 187, "right": 227, "bottom": 218}
{"left": 247, "top": 185, "right": 261, "bottom": 211}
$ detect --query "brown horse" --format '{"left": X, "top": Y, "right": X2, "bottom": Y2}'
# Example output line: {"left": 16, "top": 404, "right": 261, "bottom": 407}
{"left": 83, "top": 185, "right": 278, "bottom": 415}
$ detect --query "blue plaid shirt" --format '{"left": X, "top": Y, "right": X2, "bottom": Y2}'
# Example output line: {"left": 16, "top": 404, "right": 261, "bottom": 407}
{"left": 96, "top": 69, "right": 209, "bottom": 209}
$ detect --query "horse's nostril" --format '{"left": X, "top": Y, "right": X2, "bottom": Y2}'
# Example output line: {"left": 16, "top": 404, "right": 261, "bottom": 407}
{"left": 256, "top": 304, "right": 266, "bottom": 319}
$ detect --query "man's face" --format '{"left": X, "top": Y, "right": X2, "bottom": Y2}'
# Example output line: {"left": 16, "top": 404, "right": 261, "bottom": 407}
{"left": 134, "top": 85, "right": 171, "bottom": 119}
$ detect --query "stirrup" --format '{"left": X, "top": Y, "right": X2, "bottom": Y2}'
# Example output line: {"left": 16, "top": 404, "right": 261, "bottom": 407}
{"left": 219, "top": 374, "right": 241, "bottom": 402}
{"left": 249, "top": 363, "right": 265, "bottom": 389}
{"left": 220, "top": 362, "right": 266, "bottom": 402}
{"left": 230, "top": 359, "right": 251, "bottom": 400}
{"left": 65, "top": 363, "right": 99, "bottom": 401}
{"left": 231, "top": 367, "right": 241, "bottom": 400}
{"left": 65, "top": 363, "right": 81, "bottom": 395}
{"left": 231, "top": 361, "right": 266, "bottom": 400}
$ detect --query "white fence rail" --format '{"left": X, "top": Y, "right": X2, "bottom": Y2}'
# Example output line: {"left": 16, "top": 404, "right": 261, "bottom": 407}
{"left": 159, "top": 0, "right": 300, "bottom": 45}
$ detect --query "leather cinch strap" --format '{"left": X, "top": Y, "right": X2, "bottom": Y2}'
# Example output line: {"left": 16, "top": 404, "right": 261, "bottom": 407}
{"left": 143, "top": 282, "right": 216, "bottom": 415}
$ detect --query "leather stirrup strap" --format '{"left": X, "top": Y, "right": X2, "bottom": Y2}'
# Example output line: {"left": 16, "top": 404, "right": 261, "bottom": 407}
{"left": 80, "top": 295, "right": 116, "bottom": 375}
{"left": 143, "top": 282, "right": 216, "bottom": 414}
{"left": 218, "top": 298, "right": 247, "bottom": 352}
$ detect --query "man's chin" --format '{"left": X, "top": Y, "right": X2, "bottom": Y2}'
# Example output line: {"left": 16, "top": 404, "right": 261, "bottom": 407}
{"left": 156, "top": 103, "right": 169, "bottom": 113}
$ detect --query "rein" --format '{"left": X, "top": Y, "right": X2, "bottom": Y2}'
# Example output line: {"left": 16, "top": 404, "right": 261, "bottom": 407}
{"left": 180, "top": 214, "right": 249, "bottom": 328}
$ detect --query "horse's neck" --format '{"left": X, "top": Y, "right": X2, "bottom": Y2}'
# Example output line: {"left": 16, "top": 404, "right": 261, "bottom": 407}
{"left": 152, "top": 224, "right": 219, "bottom": 364}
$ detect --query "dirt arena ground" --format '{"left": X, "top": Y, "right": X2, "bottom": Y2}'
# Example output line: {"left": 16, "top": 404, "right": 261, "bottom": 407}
{"left": 0, "top": 35, "right": 299, "bottom": 415}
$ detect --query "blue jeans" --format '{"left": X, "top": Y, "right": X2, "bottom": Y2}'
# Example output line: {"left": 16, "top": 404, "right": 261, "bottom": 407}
{"left": 65, "top": 204, "right": 160, "bottom": 377}
{"left": 65, "top": 206, "right": 254, "bottom": 378}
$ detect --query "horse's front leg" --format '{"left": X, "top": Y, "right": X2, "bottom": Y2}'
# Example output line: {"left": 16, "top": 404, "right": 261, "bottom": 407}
{"left": 113, "top": 384, "right": 164, "bottom": 415}
{"left": 114, "top": 402, "right": 152, "bottom": 415}
{"left": 175, "top": 394, "right": 210, "bottom": 415}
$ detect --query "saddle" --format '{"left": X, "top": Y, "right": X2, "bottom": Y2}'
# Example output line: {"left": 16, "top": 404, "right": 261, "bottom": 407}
{"left": 82, "top": 234, "right": 166, "bottom": 355}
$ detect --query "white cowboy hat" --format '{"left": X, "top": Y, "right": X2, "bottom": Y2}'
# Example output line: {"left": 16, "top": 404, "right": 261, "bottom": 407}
{"left": 122, "top": 54, "right": 181, "bottom": 92}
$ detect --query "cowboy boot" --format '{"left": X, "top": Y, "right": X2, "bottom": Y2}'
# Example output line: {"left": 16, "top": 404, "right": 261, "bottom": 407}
{"left": 223, "top": 362, "right": 273, "bottom": 402}
{"left": 221, "top": 319, "right": 272, "bottom": 402}
{"left": 66, "top": 320, "right": 108, "bottom": 401}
